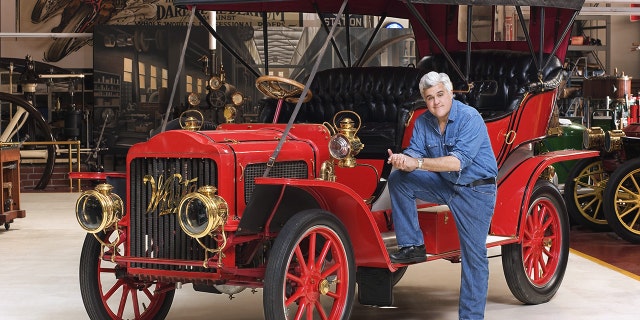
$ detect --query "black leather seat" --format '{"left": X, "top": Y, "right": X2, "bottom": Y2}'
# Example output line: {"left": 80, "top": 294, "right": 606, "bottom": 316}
{"left": 416, "top": 50, "right": 563, "bottom": 119}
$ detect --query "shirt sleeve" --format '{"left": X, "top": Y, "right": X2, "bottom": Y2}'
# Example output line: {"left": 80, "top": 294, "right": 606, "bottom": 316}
{"left": 402, "top": 113, "right": 428, "bottom": 159}
{"left": 448, "top": 110, "right": 485, "bottom": 171}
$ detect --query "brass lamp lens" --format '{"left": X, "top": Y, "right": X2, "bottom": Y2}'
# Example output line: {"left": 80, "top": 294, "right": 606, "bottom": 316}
{"left": 77, "top": 196, "right": 104, "bottom": 232}
{"left": 180, "top": 198, "right": 209, "bottom": 236}
{"left": 329, "top": 134, "right": 350, "bottom": 159}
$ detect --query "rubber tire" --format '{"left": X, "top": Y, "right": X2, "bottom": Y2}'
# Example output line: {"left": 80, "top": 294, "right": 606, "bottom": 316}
{"left": 79, "top": 232, "right": 175, "bottom": 320}
{"left": 392, "top": 266, "right": 408, "bottom": 286}
{"left": 502, "top": 180, "right": 569, "bottom": 305}
{"left": 263, "top": 209, "right": 356, "bottom": 320}
{"left": 563, "top": 157, "right": 609, "bottom": 231}
{"left": 603, "top": 157, "right": 640, "bottom": 243}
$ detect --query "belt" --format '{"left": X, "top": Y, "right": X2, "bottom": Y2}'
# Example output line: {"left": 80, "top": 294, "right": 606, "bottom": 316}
{"left": 466, "top": 177, "right": 496, "bottom": 187}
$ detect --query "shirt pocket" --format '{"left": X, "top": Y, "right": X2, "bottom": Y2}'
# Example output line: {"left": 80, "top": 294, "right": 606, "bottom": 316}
{"left": 425, "top": 136, "right": 442, "bottom": 157}
{"left": 443, "top": 137, "right": 456, "bottom": 155}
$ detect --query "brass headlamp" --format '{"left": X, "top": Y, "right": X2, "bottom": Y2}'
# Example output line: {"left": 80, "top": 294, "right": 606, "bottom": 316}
{"left": 605, "top": 129, "right": 625, "bottom": 153}
{"left": 583, "top": 127, "right": 605, "bottom": 149}
{"left": 76, "top": 183, "right": 123, "bottom": 234}
{"left": 178, "top": 186, "right": 228, "bottom": 267}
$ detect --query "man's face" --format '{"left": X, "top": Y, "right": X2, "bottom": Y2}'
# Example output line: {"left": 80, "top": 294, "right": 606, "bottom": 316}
{"left": 423, "top": 83, "right": 453, "bottom": 120}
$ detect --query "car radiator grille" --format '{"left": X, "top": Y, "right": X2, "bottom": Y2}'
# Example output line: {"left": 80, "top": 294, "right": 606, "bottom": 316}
{"left": 129, "top": 157, "right": 217, "bottom": 272}
{"left": 243, "top": 161, "right": 308, "bottom": 204}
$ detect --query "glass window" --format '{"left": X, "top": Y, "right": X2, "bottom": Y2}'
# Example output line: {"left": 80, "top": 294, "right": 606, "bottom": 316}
{"left": 138, "top": 62, "right": 146, "bottom": 89}
{"left": 161, "top": 69, "right": 168, "bottom": 88}
{"left": 186, "top": 75, "right": 193, "bottom": 92}
{"left": 457, "top": 5, "right": 529, "bottom": 42}
{"left": 150, "top": 65, "right": 157, "bottom": 90}
{"left": 123, "top": 58, "right": 132, "bottom": 83}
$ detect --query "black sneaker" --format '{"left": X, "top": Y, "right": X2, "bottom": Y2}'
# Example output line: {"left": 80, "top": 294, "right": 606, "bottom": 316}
{"left": 390, "top": 245, "right": 427, "bottom": 264}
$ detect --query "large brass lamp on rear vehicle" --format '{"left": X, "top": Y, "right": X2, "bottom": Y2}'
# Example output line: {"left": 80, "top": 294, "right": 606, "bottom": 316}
{"left": 178, "top": 185, "right": 228, "bottom": 267}
{"left": 605, "top": 129, "right": 625, "bottom": 152}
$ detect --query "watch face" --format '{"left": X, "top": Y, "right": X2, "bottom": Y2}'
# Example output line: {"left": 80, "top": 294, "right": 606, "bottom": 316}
{"left": 188, "top": 92, "right": 201, "bottom": 106}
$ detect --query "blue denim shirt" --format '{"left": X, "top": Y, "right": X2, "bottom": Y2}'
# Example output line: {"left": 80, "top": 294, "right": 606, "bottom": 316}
{"left": 403, "top": 99, "right": 498, "bottom": 185}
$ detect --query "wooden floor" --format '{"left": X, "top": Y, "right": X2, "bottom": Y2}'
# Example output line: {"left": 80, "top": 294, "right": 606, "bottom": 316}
{"left": 569, "top": 225, "right": 640, "bottom": 278}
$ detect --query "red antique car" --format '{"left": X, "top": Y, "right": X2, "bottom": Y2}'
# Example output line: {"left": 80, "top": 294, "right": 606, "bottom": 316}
{"left": 72, "top": 0, "right": 599, "bottom": 319}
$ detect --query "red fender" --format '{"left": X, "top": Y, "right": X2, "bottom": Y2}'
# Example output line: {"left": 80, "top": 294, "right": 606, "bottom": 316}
{"left": 492, "top": 149, "right": 600, "bottom": 237}
{"left": 255, "top": 177, "right": 391, "bottom": 269}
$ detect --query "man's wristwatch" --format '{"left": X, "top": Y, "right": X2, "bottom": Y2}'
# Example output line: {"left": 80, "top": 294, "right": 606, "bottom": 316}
{"left": 416, "top": 158, "right": 423, "bottom": 170}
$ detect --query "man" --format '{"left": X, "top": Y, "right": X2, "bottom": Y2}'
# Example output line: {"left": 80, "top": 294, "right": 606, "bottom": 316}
{"left": 387, "top": 71, "right": 498, "bottom": 319}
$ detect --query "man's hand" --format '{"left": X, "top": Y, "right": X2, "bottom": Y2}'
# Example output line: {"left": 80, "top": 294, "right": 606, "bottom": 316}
{"left": 387, "top": 149, "right": 420, "bottom": 172}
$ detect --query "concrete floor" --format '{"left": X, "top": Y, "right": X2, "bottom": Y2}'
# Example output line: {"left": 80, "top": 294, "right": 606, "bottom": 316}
{"left": 1, "top": 192, "right": 640, "bottom": 319}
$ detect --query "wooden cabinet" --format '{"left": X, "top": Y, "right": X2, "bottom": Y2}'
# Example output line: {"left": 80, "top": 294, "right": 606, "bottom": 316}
{"left": 1, "top": 147, "right": 25, "bottom": 229}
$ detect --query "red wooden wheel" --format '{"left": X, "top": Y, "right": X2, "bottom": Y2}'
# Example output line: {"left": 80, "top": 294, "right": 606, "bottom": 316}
{"left": 502, "top": 181, "right": 569, "bottom": 304}
{"left": 79, "top": 230, "right": 175, "bottom": 319}
{"left": 264, "top": 210, "right": 355, "bottom": 320}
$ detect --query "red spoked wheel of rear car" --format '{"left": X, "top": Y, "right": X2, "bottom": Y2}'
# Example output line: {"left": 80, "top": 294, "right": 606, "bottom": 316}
{"left": 79, "top": 230, "right": 175, "bottom": 320}
{"left": 264, "top": 209, "right": 355, "bottom": 320}
{"left": 502, "top": 180, "right": 569, "bottom": 305}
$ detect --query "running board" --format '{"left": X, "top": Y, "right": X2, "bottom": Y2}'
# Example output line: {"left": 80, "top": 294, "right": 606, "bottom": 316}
{"left": 382, "top": 231, "right": 515, "bottom": 259}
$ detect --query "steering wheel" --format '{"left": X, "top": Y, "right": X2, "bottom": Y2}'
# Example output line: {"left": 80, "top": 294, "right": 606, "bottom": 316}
{"left": 255, "top": 75, "right": 312, "bottom": 104}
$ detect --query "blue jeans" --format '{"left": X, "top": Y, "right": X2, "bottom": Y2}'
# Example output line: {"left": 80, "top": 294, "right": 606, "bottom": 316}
{"left": 388, "top": 169, "right": 497, "bottom": 320}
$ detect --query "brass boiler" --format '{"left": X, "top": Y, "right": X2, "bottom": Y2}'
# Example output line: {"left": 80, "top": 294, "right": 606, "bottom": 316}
{"left": 583, "top": 75, "right": 632, "bottom": 100}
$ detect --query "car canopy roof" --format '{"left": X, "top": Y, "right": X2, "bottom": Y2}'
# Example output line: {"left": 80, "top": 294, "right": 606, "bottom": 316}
{"left": 174, "top": 0, "right": 585, "bottom": 15}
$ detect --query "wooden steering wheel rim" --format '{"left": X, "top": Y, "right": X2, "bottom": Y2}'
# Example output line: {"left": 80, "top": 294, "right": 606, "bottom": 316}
{"left": 255, "top": 75, "right": 312, "bottom": 103}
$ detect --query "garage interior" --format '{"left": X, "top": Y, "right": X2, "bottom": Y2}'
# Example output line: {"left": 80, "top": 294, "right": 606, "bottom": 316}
{"left": 2, "top": 1, "right": 640, "bottom": 319}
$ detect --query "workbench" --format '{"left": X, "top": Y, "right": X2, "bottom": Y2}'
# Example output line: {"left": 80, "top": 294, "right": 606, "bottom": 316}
{"left": 1, "top": 147, "right": 26, "bottom": 230}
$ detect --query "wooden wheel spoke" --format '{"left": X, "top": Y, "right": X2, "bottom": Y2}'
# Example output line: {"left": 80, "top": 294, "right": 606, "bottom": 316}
{"left": 131, "top": 287, "right": 141, "bottom": 318}
{"left": 308, "top": 232, "right": 317, "bottom": 268}
{"left": 321, "top": 263, "right": 341, "bottom": 280}
{"left": 103, "top": 278, "right": 125, "bottom": 301}
{"left": 314, "top": 300, "right": 329, "bottom": 320}
{"left": 625, "top": 210, "right": 640, "bottom": 229}
{"left": 630, "top": 174, "right": 640, "bottom": 192}
{"left": 619, "top": 185, "right": 640, "bottom": 198}
{"left": 117, "top": 286, "right": 130, "bottom": 318}
{"left": 142, "top": 286, "right": 154, "bottom": 301}
{"left": 317, "top": 239, "right": 333, "bottom": 269}
{"left": 285, "top": 288, "right": 306, "bottom": 307}
{"left": 294, "top": 246, "right": 310, "bottom": 274}
{"left": 292, "top": 300, "right": 307, "bottom": 320}
{"left": 617, "top": 203, "right": 639, "bottom": 219}
{"left": 576, "top": 180, "right": 596, "bottom": 189}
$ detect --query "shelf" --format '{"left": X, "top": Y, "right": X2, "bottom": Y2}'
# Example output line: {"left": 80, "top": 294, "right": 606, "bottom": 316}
{"left": 568, "top": 45, "right": 607, "bottom": 52}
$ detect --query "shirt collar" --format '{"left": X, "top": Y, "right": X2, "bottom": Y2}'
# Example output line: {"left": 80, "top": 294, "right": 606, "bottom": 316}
{"left": 424, "top": 98, "right": 459, "bottom": 124}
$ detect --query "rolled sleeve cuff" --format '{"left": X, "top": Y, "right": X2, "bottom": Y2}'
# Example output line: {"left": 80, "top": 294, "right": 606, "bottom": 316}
{"left": 449, "top": 151, "right": 471, "bottom": 170}
{"left": 403, "top": 151, "right": 421, "bottom": 159}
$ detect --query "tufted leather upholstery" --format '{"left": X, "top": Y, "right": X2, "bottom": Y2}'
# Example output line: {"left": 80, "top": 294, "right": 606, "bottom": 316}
{"left": 417, "top": 50, "right": 563, "bottom": 119}
{"left": 258, "top": 67, "right": 427, "bottom": 156}
{"left": 258, "top": 51, "right": 563, "bottom": 155}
